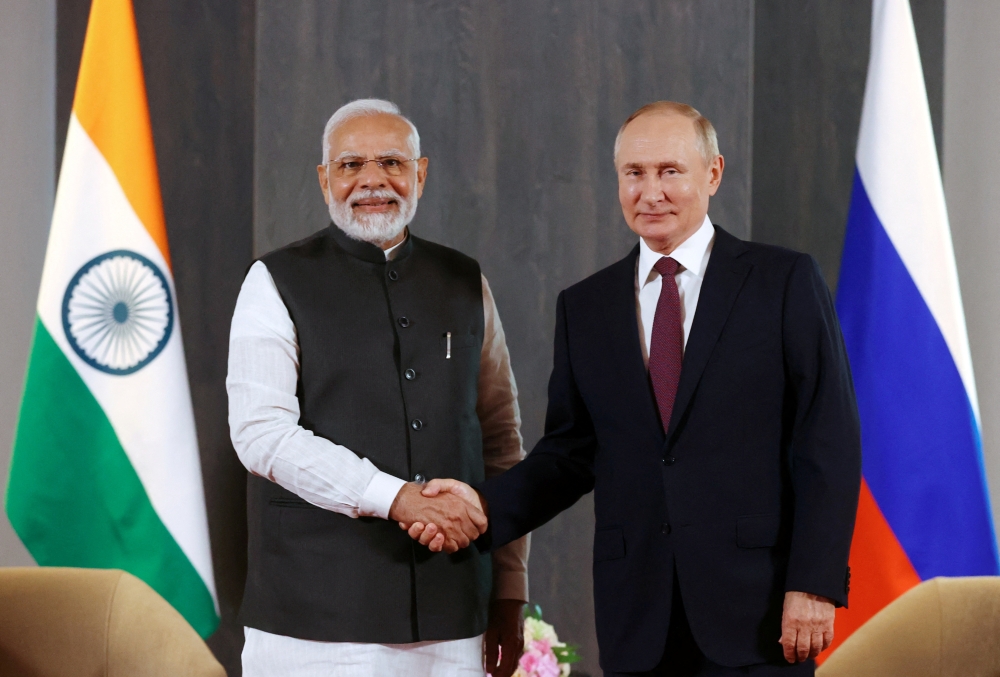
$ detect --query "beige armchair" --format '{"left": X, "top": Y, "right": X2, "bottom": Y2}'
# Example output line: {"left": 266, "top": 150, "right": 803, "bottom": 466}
{"left": 0, "top": 567, "right": 225, "bottom": 677}
{"left": 818, "top": 576, "right": 1000, "bottom": 677}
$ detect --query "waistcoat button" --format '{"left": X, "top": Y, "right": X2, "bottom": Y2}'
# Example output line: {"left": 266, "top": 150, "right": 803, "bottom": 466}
{"left": 398, "top": 317, "right": 410, "bottom": 328}
{"left": 413, "top": 473, "right": 426, "bottom": 484}
{"left": 661, "top": 523, "right": 671, "bottom": 534}
{"left": 404, "top": 368, "right": 416, "bottom": 381}
{"left": 388, "top": 270, "right": 399, "bottom": 281}
{"left": 663, "top": 456, "right": 676, "bottom": 466}
{"left": 411, "top": 419, "right": 423, "bottom": 431}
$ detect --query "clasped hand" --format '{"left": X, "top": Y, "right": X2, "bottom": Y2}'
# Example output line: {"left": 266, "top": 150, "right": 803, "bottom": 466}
{"left": 389, "top": 479, "right": 486, "bottom": 553}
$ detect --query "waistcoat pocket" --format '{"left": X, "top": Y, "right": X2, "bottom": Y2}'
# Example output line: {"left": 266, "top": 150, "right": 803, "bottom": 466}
{"left": 269, "top": 497, "right": 317, "bottom": 509}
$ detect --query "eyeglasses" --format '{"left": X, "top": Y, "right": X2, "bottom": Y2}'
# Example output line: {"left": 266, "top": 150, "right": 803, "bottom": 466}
{"left": 326, "top": 156, "right": 419, "bottom": 178}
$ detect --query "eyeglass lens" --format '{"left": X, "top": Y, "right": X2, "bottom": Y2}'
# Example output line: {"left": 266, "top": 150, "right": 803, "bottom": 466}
{"left": 330, "top": 157, "right": 412, "bottom": 177}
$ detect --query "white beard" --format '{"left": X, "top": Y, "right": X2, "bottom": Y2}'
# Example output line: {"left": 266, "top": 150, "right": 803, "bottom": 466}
{"left": 328, "top": 186, "right": 417, "bottom": 245}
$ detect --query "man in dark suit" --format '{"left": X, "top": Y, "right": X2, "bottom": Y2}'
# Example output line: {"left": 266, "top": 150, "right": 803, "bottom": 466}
{"left": 406, "top": 101, "right": 862, "bottom": 676}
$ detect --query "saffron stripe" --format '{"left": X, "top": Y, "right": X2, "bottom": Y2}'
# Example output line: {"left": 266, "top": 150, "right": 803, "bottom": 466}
{"left": 71, "top": 0, "right": 170, "bottom": 267}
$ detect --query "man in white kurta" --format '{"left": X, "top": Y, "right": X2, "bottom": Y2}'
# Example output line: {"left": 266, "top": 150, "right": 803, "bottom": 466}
{"left": 227, "top": 99, "right": 529, "bottom": 677}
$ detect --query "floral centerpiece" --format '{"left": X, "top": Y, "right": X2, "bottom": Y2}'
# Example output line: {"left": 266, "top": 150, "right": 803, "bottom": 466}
{"left": 512, "top": 604, "right": 581, "bottom": 677}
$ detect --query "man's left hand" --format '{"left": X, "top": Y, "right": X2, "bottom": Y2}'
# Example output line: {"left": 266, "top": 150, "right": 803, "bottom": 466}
{"left": 779, "top": 591, "right": 835, "bottom": 663}
{"left": 400, "top": 478, "right": 486, "bottom": 553}
{"left": 484, "top": 599, "right": 525, "bottom": 677}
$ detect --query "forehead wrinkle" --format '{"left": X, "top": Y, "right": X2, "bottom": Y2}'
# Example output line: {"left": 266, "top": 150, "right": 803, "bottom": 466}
{"left": 332, "top": 148, "right": 410, "bottom": 162}
{"left": 626, "top": 159, "right": 685, "bottom": 166}
{"left": 329, "top": 117, "right": 417, "bottom": 157}
{"left": 620, "top": 159, "right": 688, "bottom": 172}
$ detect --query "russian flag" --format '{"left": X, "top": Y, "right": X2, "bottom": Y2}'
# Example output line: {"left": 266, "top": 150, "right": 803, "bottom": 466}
{"left": 825, "top": 0, "right": 1000, "bottom": 659}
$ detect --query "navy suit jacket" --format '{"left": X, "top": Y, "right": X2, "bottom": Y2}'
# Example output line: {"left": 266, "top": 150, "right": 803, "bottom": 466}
{"left": 478, "top": 226, "right": 861, "bottom": 671}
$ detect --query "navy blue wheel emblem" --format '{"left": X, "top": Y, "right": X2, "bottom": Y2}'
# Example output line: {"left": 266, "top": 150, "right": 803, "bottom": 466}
{"left": 61, "top": 250, "right": 174, "bottom": 375}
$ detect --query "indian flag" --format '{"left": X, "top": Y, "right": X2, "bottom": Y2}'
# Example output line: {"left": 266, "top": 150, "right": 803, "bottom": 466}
{"left": 4, "top": 0, "right": 218, "bottom": 637}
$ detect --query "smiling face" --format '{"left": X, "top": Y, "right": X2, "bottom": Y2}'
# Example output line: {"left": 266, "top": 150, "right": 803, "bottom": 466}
{"left": 317, "top": 112, "right": 428, "bottom": 247}
{"left": 616, "top": 112, "right": 724, "bottom": 254}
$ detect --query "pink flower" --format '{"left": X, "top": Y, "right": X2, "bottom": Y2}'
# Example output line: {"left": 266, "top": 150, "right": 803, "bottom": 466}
{"left": 519, "top": 650, "right": 541, "bottom": 673}
{"left": 518, "top": 640, "right": 561, "bottom": 677}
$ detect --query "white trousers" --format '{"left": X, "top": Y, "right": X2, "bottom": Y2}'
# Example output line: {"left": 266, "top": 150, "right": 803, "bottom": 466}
{"left": 242, "top": 627, "right": 486, "bottom": 677}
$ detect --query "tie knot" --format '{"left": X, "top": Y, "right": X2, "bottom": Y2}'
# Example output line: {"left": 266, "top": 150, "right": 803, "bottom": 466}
{"left": 655, "top": 257, "right": 680, "bottom": 278}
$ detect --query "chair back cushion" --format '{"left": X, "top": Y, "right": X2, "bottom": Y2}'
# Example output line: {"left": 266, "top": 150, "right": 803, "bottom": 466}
{"left": 0, "top": 567, "right": 224, "bottom": 677}
{"left": 818, "top": 576, "right": 1000, "bottom": 677}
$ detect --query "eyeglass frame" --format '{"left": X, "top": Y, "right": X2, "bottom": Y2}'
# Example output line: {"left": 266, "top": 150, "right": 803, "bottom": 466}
{"left": 324, "top": 155, "right": 421, "bottom": 178}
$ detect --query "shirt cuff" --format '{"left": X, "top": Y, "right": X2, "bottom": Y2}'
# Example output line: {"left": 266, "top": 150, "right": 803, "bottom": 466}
{"left": 358, "top": 471, "right": 407, "bottom": 519}
{"left": 491, "top": 569, "right": 529, "bottom": 602}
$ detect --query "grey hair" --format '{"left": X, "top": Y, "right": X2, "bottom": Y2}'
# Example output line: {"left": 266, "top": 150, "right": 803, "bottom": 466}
{"left": 321, "top": 99, "right": 421, "bottom": 163}
{"left": 613, "top": 101, "right": 719, "bottom": 165}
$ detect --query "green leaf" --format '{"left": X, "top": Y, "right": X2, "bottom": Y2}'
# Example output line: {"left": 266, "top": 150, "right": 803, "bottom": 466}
{"left": 553, "top": 643, "right": 582, "bottom": 664}
{"left": 524, "top": 603, "right": 544, "bottom": 620}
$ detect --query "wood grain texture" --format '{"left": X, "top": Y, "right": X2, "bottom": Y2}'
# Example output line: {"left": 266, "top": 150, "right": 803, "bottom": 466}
{"left": 255, "top": 3, "right": 753, "bottom": 674}
{"left": 751, "top": 0, "right": 943, "bottom": 292}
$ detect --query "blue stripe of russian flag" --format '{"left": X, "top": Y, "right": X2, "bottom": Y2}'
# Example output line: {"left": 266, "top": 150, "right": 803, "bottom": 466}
{"left": 836, "top": 169, "right": 999, "bottom": 579}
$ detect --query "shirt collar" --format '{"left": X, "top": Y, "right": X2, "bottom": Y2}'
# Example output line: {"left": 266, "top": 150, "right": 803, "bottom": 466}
{"left": 637, "top": 214, "right": 715, "bottom": 286}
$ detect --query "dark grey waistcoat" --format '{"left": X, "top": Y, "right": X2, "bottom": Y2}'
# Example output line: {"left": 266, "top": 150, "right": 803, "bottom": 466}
{"left": 238, "top": 225, "right": 491, "bottom": 643}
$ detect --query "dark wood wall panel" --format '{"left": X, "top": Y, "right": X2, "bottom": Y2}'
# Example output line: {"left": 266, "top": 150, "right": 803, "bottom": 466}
{"left": 57, "top": 1, "right": 254, "bottom": 673}
{"left": 751, "top": 0, "right": 944, "bottom": 291}
{"left": 255, "top": 3, "right": 753, "bottom": 673}
{"left": 911, "top": 0, "right": 945, "bottom": 164}
{"left": 750, "top": 0, "right": 872, "bottom": 291}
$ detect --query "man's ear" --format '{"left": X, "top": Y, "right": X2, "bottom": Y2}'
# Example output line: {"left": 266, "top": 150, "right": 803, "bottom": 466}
{"left": 415, "top": 157, "right": 429, "bottom": 199}
{"left": 317, "top": 164, "right": 331, "bottom": 205}
{"left": 707, "top": 154, "right": 725, "bottom": 196}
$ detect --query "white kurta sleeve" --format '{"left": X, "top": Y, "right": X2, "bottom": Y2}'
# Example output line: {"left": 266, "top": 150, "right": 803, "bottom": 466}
{"left": 479, "top": 274, "right": 531, "bottom": 602}
{"left": 227, "top": 261, "right": 406, "bottom": 519}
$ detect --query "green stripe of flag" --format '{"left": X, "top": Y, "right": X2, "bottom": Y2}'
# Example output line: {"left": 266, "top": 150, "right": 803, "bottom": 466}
{"left": 5, "top": 318, "right": 218, "bottom": 637}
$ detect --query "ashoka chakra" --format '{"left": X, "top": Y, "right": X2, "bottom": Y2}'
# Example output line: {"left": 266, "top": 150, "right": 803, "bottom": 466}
{"left": 61, "top": 250, "right": 174, "bottom": 375}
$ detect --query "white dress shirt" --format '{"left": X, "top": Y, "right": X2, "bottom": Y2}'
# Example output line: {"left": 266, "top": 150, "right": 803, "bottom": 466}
{"left": 636, "top": 215, "right": 716, "bottom": 362}
{"left": 228, "top": 236, "right": 528, "bottom": 676}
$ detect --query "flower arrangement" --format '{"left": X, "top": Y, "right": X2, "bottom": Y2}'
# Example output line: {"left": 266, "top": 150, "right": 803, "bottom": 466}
{"left": 512, "top": 604, "right": 581, "bottom": 677}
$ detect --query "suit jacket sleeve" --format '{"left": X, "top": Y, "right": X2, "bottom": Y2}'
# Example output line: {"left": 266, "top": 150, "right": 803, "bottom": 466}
{"left": 781, "top": 254, "right": 862, "bottom": 606}
{"left": 477, "top": 290, "right": 598, "bottom": 551}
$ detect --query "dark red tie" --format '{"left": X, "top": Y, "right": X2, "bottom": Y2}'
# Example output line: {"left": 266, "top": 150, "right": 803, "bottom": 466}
{"left": 649, "top": 257, "right": 683, "bottom": 433}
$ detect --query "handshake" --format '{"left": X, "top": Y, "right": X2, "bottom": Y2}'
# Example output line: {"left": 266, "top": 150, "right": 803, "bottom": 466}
{"left": 388, "top": 479, "right": 487, "bottom": 553}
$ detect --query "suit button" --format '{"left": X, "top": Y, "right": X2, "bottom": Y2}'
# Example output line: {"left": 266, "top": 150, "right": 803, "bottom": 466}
{"left": 411, "top": 419, "right": 423, "bottom": 431}
{"left": 388, "top": 270, "right": 399, "bottom": 281}
{"left": 404, "top": 368, "right": 416, "bottom": 381}
{"left": 662, "top": 456, "right": 676, "bottom": 466}
{"left": 398, "top": 317, "right": 410, "bottom": 328}
{"left": 661, "top": 523, "right": 671, "bottom": 534}
{"left": 413, "top": 473, "right": 426, "bottom": 484}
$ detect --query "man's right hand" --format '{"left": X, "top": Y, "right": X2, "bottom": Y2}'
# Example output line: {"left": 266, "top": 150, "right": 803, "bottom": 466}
{"left": 400, "top": 479, "right": 486, "bottom": 553}
{"left": 388, "top": 482, "right": 487, "bottom": 554}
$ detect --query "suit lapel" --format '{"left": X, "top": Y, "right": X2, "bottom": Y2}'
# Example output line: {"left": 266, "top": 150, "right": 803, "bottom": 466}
{"left": 666, "top": 226, "right": 752, "bottom": 441}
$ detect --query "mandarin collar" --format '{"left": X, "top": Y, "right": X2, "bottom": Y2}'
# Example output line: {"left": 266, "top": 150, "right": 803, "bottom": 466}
{"left": 328, "top": 223, "right": 413, "bottom": 264}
